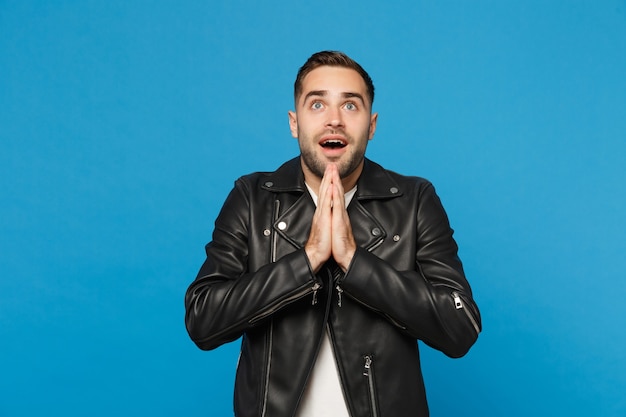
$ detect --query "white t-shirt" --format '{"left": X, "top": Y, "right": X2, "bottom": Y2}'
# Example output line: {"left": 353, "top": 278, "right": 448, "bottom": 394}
{"left": 295, "top": 184, "right": 356, "bottom": 417}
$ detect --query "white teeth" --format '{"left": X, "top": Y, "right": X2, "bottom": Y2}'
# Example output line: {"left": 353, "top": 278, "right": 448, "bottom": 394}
{"left": 322, "top": 139, "right": 345, "bottom": 146}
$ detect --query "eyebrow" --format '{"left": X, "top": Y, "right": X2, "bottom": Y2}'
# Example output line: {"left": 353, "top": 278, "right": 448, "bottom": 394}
{"left": 302, "top": 90, "right": 366, "bottom": 104}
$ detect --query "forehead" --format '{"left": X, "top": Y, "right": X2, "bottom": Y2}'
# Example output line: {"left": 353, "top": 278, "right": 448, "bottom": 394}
{"left": 299, "top": 66, "right": 369, "bottom": 101}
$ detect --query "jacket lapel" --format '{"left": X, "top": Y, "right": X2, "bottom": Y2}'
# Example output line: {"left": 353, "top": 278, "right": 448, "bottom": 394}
{"left": 274, "top": 193, "right": 315, "bottom": 249}
{"left": 348, "top": 201, "right": 387, "bottom": 251}
{"left": 260, "top": 158, "right": 313, "bottom": 249}
{"left": 350, "top": 159, "right": 404, "bottom": 250}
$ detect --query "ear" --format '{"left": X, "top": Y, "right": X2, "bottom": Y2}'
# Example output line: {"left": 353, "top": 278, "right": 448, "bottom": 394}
{"left": 288, "top": 110, "right": 298, "bottom": 138}
{"left": 368, "top": 112, "right": 378, "bottom": 140}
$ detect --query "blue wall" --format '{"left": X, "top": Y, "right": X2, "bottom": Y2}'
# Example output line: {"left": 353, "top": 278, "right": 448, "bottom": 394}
{"left": 1, "top": 1, "right": 625, "bottom": 415}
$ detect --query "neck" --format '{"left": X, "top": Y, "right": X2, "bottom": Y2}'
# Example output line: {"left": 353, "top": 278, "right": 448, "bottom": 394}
{"left": 301, "top": 159, "right": 363, "bottom": 195}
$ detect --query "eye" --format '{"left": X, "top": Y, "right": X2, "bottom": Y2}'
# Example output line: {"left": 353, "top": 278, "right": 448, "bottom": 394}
{"left": 311, "top": 101, "right": 324, "bottom": 110}
{"left": 344, "top": 102, "right": 357, "bottom": 111}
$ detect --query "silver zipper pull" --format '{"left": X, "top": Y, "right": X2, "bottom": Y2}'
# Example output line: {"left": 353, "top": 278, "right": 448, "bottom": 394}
{"left": 311, "top": 282, "right": 321, "bottom": 305}
{"left": 363, "top": 355, "right": 372, "bottom": 376}
{"left": 453, "top": 291, "right": 481, "bottom": 335}
{"left": 336, "top": 285, "right": 344, "bottom": 307}
{"left": 453, "top": 292, "right": 463, "bottom": 309}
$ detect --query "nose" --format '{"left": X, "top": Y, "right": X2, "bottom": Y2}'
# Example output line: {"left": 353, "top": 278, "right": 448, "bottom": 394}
{"left": 325, "top": 106, "right": 344, "bottom": 128}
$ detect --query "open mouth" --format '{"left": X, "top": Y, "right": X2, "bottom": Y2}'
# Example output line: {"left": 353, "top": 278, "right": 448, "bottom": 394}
{"left": 320, "top": 138, "right": 347, "bottom": 149}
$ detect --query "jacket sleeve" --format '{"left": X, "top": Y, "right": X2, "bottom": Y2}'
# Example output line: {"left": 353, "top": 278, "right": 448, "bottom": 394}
{"left": 340, "top": 182, "right": 481, "bottom": 358}
{"left": 184, "top": 179, "right": 319, "bottom": 351}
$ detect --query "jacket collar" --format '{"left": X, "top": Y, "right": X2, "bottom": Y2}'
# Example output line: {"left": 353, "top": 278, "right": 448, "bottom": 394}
{"left": 261, "top": 157, "right": 403, "bottom": 201}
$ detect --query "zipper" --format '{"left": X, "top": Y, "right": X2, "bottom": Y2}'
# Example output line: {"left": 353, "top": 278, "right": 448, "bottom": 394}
{"left": 249, "top": 282, "right": 322, "bottom": 324}
{"left": 452, "top": 291, "right": 480, "bottom": 335}
{"left": 311, "top": 282, "right": 321, "bottom": 305}
{"left": 270, "top": 200, "right": 280, "bottom": 263}
{"left": 363, "top": 355, "right": 379, "bottom": 417}
{"left": 336, "top": 285, "right": 344, "bottom": 307}
{"left": 260, "top": 319, "right": 273, "bottom": 417}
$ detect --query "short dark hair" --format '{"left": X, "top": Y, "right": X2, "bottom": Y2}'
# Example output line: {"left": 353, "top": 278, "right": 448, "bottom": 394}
{"left": 294, "top": 50, "right": 375, "bottom": 107}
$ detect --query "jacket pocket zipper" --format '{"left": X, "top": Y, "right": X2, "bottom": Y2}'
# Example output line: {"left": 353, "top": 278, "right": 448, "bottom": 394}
{"left": 452, "top": 292, "right": 480, "bottom": 335}
{"left": 363, "top": 355, "right": 380, "bottom": 417}
{"left": 260, "top": 319, "right": 273, "bottom": 417}
{"left": 249, "top": 282, "right": 322, "bottom": 324}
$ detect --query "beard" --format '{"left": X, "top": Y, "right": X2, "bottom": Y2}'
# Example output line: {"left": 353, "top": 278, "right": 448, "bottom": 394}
{"left": 298, "top": 129, "right": 369, "bottom": 180}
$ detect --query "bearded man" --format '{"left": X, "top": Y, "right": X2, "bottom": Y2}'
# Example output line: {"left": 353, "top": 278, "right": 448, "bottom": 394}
{"left": 185, "top": 50, "right": 481, "bottom": 417}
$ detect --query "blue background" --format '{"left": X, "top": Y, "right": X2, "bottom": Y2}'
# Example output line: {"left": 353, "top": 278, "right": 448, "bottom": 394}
{"left": 1, "top": 1, "right": 625, "bottom": 416}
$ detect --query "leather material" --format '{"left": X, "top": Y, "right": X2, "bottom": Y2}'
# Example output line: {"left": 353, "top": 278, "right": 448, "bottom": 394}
{"left": 185, "top": 157, "right": 481, "bottom": 417}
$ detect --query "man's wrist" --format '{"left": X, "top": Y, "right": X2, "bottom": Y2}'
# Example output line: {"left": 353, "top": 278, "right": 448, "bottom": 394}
{"left": 304, "top": 246, "right": 324, "bottom": 273}
{"left": 337, "top": 248, "right": 356, "bottom": 273}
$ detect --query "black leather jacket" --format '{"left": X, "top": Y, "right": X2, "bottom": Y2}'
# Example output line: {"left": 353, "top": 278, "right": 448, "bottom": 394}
{"left": 185, "top": 157, "right": 481, "bottom": 417}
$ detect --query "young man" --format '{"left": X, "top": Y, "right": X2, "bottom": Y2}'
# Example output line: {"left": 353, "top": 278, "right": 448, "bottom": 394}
{"left": 185, "top": 51, "right": 481, "bottom": 417}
